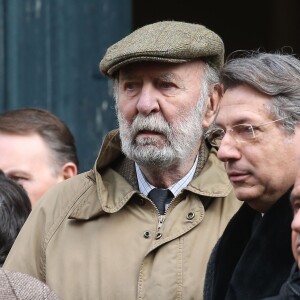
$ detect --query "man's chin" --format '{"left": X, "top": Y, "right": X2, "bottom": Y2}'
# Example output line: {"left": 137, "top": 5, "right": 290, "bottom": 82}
{"left": 233, "top": 186, "right": 260, "bottom": 203}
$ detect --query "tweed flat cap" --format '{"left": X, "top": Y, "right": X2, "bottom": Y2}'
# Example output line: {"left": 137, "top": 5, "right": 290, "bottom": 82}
{"left": 100, "top": 21, "right": 224, "bottom": 77}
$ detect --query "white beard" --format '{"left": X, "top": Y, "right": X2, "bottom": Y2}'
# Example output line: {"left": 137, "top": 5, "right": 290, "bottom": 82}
{"left": 118, "top": 98, "right": 206, "bottom": 168}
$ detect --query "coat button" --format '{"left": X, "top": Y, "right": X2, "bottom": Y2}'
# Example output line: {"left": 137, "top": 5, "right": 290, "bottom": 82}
{"left": 186, "top": 212, "right": 195, "bottom": 220}
{"left": 139, "top": 198, "right": 145, "bottom": 206}
{"left": 155, "top": 233, "right": 162, "bottom": 239}
{"left": 143, "top": 231, "right": 151, "bottom": 239}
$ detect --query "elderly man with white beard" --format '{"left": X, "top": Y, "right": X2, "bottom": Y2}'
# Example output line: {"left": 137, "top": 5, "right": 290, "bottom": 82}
{"left": 4, "top": 21, "right": 240, "bottom": 300}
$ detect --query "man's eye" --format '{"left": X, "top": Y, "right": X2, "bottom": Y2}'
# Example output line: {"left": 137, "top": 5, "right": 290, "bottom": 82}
{"left": 123, "top": 82, "right": 140, "bottom": 96}
{"left": 124, "top": 82, "right": 137, "bottom": 90}
{"left": 241, "top": 125, "right": 253, "bottom": 134}
{"left": 160, "top": 81, "right": 174, "bottom": 89}
{"left": 234, "top": 125, "right": 253, "bottom": 136}
{"left": 9, "top": 175, "right": 28, "bottom": 183}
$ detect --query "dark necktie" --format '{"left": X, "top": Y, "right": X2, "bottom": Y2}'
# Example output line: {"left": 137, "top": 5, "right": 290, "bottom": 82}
{"left": 147, "top": 188, "right": 173, "bottom": 215}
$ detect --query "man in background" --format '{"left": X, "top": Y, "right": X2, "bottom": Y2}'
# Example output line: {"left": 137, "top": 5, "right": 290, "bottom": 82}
{"left": 205, "top": 52, "right": 300, "bottom": 299}
{"left": 0, "top": 108, "right": 78, "bottom": 206}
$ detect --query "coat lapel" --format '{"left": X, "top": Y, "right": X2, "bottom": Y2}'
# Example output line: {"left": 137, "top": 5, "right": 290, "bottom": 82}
{"left": 212, "top": 190, "right": 294, "bottom": 300}
{"left": 227, "top": 191, "right": 294, "bottom": 299}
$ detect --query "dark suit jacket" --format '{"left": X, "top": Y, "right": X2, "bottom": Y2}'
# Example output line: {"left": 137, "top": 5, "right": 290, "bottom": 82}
{"left": 263, "top": 263, "right": 300, "bottom": 300}
{"left": 204, "top": 189, "right": 295, "bottom": 300}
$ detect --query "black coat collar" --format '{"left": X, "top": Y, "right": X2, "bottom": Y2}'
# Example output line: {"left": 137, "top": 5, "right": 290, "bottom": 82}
{"left": 212, "top": 189, "right": 295, "bottom": 300}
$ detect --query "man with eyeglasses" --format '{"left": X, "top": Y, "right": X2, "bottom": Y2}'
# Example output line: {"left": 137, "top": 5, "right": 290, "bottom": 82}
{"left": 204, "top": 52, "right": 300, "bottom": 300}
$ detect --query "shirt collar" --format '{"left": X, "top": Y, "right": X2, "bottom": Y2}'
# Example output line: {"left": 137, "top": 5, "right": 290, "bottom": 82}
{"left": 136, "top": 155, "right": 199, "bottom": 197}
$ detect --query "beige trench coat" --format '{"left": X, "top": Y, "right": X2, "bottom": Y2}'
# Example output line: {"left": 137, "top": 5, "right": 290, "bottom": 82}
{"left": 4, "top": 130, "right": 241, "bottom": 300}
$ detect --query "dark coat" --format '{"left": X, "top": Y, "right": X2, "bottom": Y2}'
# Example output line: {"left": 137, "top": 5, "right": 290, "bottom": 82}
{"left": 263, "top": 263, "right": 300, "bottom": 299}
{"left": 204, "top": 190, "right": 295, "bottom": 300}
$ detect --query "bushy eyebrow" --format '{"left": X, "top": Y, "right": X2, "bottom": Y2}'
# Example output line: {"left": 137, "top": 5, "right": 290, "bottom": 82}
{"left": 215, "top": 117, "right": 260, "bottom": 128}
{"left": 7, "top": 170, "right": 30, "bottom": 177}
{"left": 118, "top": 71, "right": 185, "bottom": 89}
{"left": 159, "top": 73, "right": 178, "bottom": 81}
{"left": 118, "top": 74, "right": 139, "bottom": 81}
{"left": 159, "top": 73, "right": 185, "bottom": 89}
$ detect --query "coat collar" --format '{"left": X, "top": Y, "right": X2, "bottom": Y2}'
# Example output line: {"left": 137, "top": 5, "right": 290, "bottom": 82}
{"left": 278, "top": 262, "right": 300, "bottom": 298}
{"left": 212, "top": 189, "right": 295, "bottom": 300}
{"left": 69, "top": 130, "right": 233, "bottom": 220}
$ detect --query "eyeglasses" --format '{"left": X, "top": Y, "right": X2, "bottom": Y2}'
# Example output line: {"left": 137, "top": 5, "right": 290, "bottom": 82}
{"left": 206, "top": 118, "right": 287, "bottom": 147}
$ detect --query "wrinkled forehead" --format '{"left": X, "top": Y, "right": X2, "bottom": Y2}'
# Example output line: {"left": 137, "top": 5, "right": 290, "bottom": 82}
{"left": 118, "top": 60, "right": 206, "bottom": 78}
{"left": 216, "top": 85, "right": 273, "bottom": 126}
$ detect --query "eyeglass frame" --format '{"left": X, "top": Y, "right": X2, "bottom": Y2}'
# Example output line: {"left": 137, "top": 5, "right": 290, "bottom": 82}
{"left": 206, "top": 117, "right": 287, "bottom": 147}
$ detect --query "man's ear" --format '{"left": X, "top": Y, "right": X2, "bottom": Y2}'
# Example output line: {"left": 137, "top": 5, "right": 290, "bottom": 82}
{"left": 202, "top": 84, "right": 223, "bottom": 128}
{"left": 59, "top": 162, "right": 78, "bottom": 180}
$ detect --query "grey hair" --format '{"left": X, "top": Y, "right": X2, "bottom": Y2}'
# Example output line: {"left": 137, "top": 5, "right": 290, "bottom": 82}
{"left": 221, "top": 51, "right": 300, "bottom": 134}
{"left": 203, "top": 62, "right": 220, "bottom": 87}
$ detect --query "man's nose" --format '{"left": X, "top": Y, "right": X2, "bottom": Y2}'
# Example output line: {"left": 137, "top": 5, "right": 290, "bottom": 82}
{"left": 136, "top": 85, "right": 160, "bottom": 115}
{"left": 217, "top": 133, "right": 241, "bottom": 162}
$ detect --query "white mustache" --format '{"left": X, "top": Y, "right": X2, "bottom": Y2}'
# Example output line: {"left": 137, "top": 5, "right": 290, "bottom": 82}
{"left": 131, "top": 114, "right": 172, "bottom": 137}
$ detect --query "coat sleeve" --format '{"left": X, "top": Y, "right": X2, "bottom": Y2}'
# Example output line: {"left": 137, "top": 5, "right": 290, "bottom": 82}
{"left": 3, "top": 195, "right": 52, "bottom": 281}
{"left": 3, "top": 177, "right": 80, "bottom": 282}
